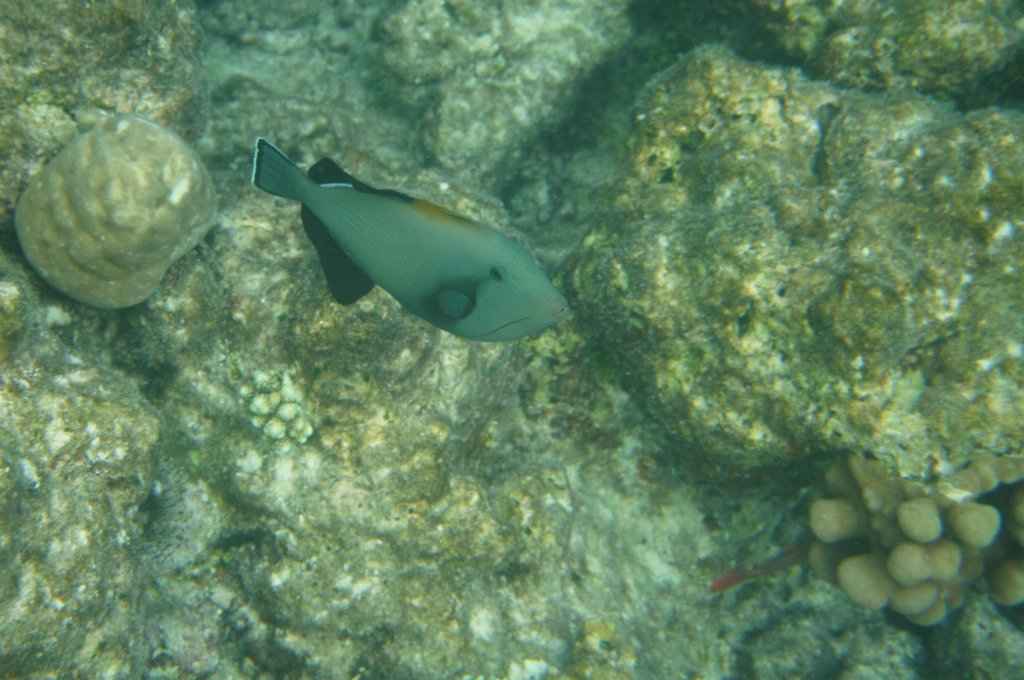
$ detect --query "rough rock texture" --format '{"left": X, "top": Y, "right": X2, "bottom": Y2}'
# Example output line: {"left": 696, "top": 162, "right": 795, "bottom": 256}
{"left": 930, "top": 596, "right": 1024, "bottom": 677}
{"left": 198, "top": 0, "right": 415, "bottom": 175}
{"left": 624, "top": 0, "right": 1023, "bottom": 106}
{"left": 15, "top": 114, "right": 216, "bottom": 309}
{"left": 813, "top": 0, "right": 1024, "bottom": 102}
{"left": 572, "top": 45, "right": 1024, "bottom": 480}
{"left": 110, "top": 164, "right": 709, "bottom": 676}
{"left": 0, "top": 292, "right": 160, "bottom": 675}
{"left": 730, "top": 581, "right": 924, "bottom": 680}
{"left": 0, "top": 251, "right": 31, "bottom": 362}
{"left": 378, "top": 0, "right": 632, "bottom": 186}
{"left": 638, "top": 0, "right": 832, "bottom": 63}
{"left": 0, "top": 0, "right": 207, "bottom": 226}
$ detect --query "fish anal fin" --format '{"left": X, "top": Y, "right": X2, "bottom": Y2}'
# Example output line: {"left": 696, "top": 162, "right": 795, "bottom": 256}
{"left": 300, "top": 204, "right": 375, "bottom": 305}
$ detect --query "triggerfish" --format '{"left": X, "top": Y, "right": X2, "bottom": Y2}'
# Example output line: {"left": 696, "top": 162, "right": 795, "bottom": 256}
{"left": 251, "top": 139, "right": 568, "bottom": 341}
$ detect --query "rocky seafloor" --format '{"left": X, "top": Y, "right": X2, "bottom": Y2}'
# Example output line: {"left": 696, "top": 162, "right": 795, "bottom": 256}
{"left": 1, "top": 0, "right": 1022, "bottom": 677}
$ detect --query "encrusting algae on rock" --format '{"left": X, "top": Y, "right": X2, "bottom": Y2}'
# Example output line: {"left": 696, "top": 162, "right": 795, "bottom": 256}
{"left": 570, "top": 44, "right": 1024, "bottom": 480}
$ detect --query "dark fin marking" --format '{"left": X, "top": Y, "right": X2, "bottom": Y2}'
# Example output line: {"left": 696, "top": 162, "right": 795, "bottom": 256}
{"left": 308, "top": 157, "right": 368, "bottom": 189}
{"left": 309, "top": 157, "right": 414, "bottom": 203}
{"left": 436, "top": 288, "right": 474, "bottom": 319}
{"left": 300, "top": 204, "right": 375, "bottom": 305}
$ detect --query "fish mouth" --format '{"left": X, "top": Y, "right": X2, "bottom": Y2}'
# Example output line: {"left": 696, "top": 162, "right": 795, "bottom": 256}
{"left": 476, "top": 316, "right": 530, "bottom": 339}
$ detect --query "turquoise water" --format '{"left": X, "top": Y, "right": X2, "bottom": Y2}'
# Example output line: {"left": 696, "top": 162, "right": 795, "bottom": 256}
{"left": 1, "top": 1, "right": 1022, "bottom": 677}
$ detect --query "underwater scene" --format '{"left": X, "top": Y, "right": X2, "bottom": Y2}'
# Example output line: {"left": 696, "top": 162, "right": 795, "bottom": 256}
{"left": 1, "top": 0, "right": 1023, "bottom": 677}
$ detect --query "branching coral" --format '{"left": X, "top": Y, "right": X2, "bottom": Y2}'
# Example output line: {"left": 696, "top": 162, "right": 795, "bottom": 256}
{"left": 809, "top": 453, "right": 1024, "bottom": 624}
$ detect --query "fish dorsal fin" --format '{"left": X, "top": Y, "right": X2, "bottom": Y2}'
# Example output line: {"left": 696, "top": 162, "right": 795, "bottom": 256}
{"left": 300, "top": 203, "right": 375, "bottom": 305}
{"left": 436, "top": 288, "right": 474, "bottom": 319}
{"left": 309, "top": 157, "right": 414, "bottom": 203}
{"left": 309, "top": 158, "right": 371, "bottom": 191}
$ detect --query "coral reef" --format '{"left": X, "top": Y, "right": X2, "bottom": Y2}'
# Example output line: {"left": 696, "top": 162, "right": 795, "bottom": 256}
{"left": 0, "top": 354, "right": 159, "bottom": 676}
{"left": 0, "top": 250, "right": 31, "bottom": 361}
{"left": 378, "top": 0, "right": 632, "bottom": 185}
{"left": 0, "top": 0, "right": 207, "bottom": 225}
{"left": 241, "top": 369, "right": 314, "bottom": 444}
{"left": 627, "top": 0, "right": 1024, "bottom": 105}
{"left": 15, "top": 114, "right": 216, "bottom": 309}
{"left": 571, "top": 45, "right": 1024, "bottom": 478}
{"left": 198, "top": 0, "right": 420, "bottom": 174}
{"left": 929, "top": 596, "right": 1024, "bottom": 675}
{"left": 813, "top": 0, "right": 1024, "bottom": 102}
{"left": 1, "top": 0, "right": 1023, "bottom": 676}
{"left": 809, "top": 454, "right": 1024, "bottom": 624}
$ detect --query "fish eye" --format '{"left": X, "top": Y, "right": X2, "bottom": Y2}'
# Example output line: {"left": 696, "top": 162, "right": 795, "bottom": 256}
{"left": 489, "top": 266, "right": 504, "bottom": 282}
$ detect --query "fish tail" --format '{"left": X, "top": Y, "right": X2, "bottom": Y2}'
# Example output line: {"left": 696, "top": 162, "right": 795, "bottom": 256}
{"left": 251, "top": 138, "right": 310, "bottom": 201}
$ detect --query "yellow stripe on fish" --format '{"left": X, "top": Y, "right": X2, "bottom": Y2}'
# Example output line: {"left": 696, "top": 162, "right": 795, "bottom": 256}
{"left": 409, "top": 199, "right": 487, "bottom": 234}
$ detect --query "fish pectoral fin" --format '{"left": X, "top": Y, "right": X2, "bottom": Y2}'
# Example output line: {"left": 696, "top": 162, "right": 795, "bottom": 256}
{"left": 436, "top": 288, "right": 474, "bottom": 319}
{"left": 301, "top": 204, "right": 375, "bottom": 305}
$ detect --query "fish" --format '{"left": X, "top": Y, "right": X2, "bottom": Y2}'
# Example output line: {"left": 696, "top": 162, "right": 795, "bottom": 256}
{"left": 709, "top": 540, "right": 810, "bottom": 593}
{"left": 251, "top": 139, "right": 569, "bottom": 341}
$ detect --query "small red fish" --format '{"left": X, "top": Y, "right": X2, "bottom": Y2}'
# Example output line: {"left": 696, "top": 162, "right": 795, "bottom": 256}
{"left": 710, "top": 540, "right": 810, "bottom": 593}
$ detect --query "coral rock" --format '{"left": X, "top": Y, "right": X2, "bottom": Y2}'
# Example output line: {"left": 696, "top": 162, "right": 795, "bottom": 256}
{"left": 810, "top": 453, "right": 1024, "bottom": 625}
{"left": 15, "top": 114, "right": 215, "bottom": 309}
